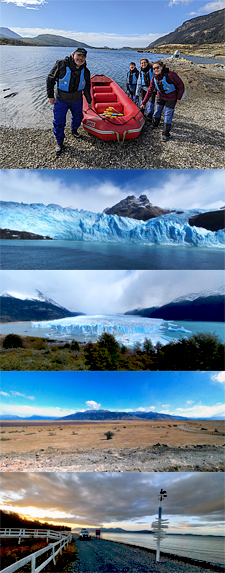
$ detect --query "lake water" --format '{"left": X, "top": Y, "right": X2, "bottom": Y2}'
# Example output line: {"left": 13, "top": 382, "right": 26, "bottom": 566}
{"left": 1, "top": 240, "right": 224, "bottom": 270}
{"left": 0, "top": 46, "right": 223, "bottom": 128}
{"left": 1, "top": 319, "right": 224, "bottom": 344}
{"left": 101, "top": 533, "right": 225, "bottom": 565}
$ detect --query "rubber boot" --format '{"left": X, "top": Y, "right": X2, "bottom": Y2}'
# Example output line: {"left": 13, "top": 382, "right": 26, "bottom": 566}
{"left": 148, "top": 117, "right": 160, "bottom": 129}
{"left": 161, "top": 123, "right": 171, "bottom": 142}
{"left": 146, "top": 113, "right": 153, "bottom": 124}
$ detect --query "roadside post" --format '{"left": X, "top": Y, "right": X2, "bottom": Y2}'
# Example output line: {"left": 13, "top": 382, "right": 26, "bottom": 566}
{"left": 95, "top": 529, "right": 101, "bottom": 539}
{"left": 152, "top": 488, "right": 169, "bottom": 562}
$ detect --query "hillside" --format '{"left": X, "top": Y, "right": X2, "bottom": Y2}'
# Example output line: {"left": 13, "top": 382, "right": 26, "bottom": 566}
{"left": 18, "top": 34, "right": 92, "bottom": 48}
{"left": 59, "top": 409, "right": 185, "bottom": 421}
{"left": 125, "top": 293, "right": 225, "bottom": 322}
{"left": 0, "top": 293, "right": 84, "bottom": 323}
{"left": 147, "top": 9, "right": 225, "bottom": 47}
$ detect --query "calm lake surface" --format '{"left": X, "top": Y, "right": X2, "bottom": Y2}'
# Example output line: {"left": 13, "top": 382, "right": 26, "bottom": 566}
{"left": 1, "top": 240, "right": 224, "bottom": 270}
{"left": 101, "top": 533, "right": 225, "bottom": 565}
{"left": 0, "top": 46, "right": 224, "bottom": 128}
{"left": 1, "top": 319, "right": 224, "bottom": 344}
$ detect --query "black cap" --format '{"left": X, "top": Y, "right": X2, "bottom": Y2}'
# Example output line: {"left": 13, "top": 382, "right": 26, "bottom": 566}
{"left": 74, "top": 47, "right": 87, "bottom": 56}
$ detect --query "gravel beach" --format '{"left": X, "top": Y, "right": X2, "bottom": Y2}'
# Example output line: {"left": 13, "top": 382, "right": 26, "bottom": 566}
{"left": 67, "top": 537, "right": 223, "bottom": 572}
{"left": 1, "top": 59, "right": 224, "bottom": 170}
{"left": 1, "top": 444, "right": 224, "bottom": 472}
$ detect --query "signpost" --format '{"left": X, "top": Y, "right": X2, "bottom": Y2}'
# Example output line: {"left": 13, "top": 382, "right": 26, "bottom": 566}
{"left": 152, "top": 489, "right": 169, "bottom": 562}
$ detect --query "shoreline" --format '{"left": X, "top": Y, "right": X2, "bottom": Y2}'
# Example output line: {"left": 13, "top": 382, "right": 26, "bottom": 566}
{"left": 1, "top": 58, "right": 224, "bottom": 170}
{"left": 104, "top": 538, "right": 224, "bottom": 572}
{"left": 103, "top": 538, "right": 224, "bottom": 573}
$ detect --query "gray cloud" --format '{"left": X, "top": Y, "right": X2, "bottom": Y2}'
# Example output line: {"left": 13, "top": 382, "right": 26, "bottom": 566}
{"left": 1, "top": 270, "right": 224, "bottom": 314}
{"left": 1, "top": 473, "right": 224, "bottom": 525}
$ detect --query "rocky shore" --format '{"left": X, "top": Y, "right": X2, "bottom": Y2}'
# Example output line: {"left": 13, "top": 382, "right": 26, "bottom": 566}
{"left": 1, "top": 59, "right": 224, "bottom": 170}
{"left": 1, "top": 444, "right": 224, "bottom": 472}
{"left": 68, "top": 536, "right": 223, "bottom": 573}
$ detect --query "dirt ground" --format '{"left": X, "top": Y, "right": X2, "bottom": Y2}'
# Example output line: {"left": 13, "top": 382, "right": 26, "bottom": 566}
{"left": 0, "top": 419, "right": 224, "bottom": 472}
{"left": 0, "top": 419, "right": 224, "bottom": 454}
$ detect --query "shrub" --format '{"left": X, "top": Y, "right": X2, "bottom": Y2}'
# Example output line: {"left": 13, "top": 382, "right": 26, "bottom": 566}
{"left": 104, "top": 431, "right": 115, "bottom": 440}
{"left": 2, "top": 334, "right": 23, "bottom": 349}
{"left": 70, "top": 340, "right": 80, "bottom": 351}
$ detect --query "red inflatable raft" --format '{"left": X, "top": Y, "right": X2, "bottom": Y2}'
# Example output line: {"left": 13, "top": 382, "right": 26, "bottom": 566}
{"left": 82, "top": 75, "right": 145, "bottom": 142}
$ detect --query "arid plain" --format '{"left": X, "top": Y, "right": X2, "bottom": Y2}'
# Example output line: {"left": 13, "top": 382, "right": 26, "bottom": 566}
{"left": 1, "top": 419, "right": 224, "bottom": 472}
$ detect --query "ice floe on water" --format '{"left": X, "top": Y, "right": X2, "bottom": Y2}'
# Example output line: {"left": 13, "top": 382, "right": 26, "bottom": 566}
{"left": 0, "top": 202, "right": 224, "bottom": 248}
{"left": 31, "top": 314, "right": 173, "bottom": 347}
{"left": 168, "top": 325, "right": 192, "bottom": 333}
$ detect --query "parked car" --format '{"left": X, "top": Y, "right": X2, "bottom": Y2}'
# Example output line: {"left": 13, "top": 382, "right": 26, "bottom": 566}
{"left": 78, "top": 529, "right": 91, "bottom": 540}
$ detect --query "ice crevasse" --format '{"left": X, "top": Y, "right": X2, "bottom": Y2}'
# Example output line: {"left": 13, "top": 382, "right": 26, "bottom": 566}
{"left": 0, "top": 202, "right": 224, "bottom": 247}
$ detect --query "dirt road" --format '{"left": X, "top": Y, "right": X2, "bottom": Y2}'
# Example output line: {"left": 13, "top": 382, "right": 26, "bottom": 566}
{"left": 68, "top": 538, "right": 221, "bottom": 572}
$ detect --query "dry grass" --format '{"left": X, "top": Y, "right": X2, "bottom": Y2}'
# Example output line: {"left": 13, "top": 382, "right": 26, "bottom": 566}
{"left": 0, "top": 538, "right": 77, "bottom": 572}
{"left": 0, "top": 419, "right": 224, "bottom": 455}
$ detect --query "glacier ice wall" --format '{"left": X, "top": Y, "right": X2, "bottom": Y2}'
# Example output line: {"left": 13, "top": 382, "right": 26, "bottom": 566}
{"left": 31, "top": 314, "right": 172, "bottom": 347}
{"left": 0, "top": 202, "right": 224, "bottom": 248}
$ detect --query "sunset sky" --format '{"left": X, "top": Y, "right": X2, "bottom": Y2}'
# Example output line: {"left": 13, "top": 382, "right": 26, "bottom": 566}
{"left": 1, "top": 472, "right": 224, "bottom": 535}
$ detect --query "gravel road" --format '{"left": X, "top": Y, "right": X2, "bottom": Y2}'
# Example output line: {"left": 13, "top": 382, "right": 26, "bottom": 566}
{"left": 1, "top": 444, "right": 224, "bottom": 472}
{"left": 67, "top": 538, "right": 222, "bottom": 573}
{"left": 1, "top": 59, "right": 224, "bottom": 170}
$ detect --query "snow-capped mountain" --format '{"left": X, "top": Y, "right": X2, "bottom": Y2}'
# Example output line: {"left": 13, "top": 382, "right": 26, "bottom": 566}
{"left": 172, "top": 285, "right": 225, "bottom": 304}
{"left": 125, "top": 287, "right": 225, "bottom": 322}
{"left": 0, "top": 201, "right": 224, "bottom": 248}
{"left": 0, "top": 291, "right": 84, "bottom": 323}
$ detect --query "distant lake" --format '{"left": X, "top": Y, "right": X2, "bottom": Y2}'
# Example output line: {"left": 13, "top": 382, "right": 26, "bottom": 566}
{"left": 1, "top": 319, "right": 224, "bottom": 344}
{"left": 1, "top": 240, "right": 224, "bottom": 270}
{"left": 0, "top": 46, "right": 224, "bottom": 129}
{"left": 101, "top": 533, "right": 225, "bottom": 566}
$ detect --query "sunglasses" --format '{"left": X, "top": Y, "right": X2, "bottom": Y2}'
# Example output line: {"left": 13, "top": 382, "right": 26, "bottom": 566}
{"left": 153, "top": 66, "right": 160, "bottom": 70}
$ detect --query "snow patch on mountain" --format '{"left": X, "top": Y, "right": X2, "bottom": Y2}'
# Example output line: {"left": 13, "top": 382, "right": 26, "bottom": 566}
{"left": 0, "top": 289, "right": 66, "bottom": 309}
{"left": 172, "top": 285, "right": 225, "bottom": 303}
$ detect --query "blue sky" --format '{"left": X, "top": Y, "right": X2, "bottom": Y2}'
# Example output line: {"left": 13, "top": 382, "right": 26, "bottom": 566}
{"left": 1, "top": 0, "right": 224, "bottom": 48}
{"left": 1, "top": 371, "right": 224, "bottom": 418}
{"left": 1, "top": 169, "right": 224, "bottom": 211}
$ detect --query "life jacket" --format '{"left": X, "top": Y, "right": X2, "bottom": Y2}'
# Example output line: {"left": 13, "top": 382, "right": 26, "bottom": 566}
{"left": 127, "top": 70, "right": 139, "bottom": 89}
{"left": 58, "top": 67, "right": 86, "bottom": 92}
{"left": 153, "top": 71, "right": 176, "bottom": 94}
{"left": 141, "top": 68, "right": 154, "bottom": 87}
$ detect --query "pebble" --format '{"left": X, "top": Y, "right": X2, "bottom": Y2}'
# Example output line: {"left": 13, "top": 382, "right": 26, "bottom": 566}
{"left": 0, "top": 59, "right": 224, "bottom": 170}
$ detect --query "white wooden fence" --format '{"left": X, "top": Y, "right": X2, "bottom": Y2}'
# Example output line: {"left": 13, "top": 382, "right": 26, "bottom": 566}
{"left": 0, "top": 529, "right": 72, "bottom": 573}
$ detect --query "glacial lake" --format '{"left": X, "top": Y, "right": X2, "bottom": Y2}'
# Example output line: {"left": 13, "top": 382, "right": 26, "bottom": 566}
{"left": 1, "top": 240, "right": 224, "bottom": 270}
{"left": 0, "top": 46, "right": 224, "bottom": 129}
{"left": 101, "top": 533, "right": 225, "bottom": 565}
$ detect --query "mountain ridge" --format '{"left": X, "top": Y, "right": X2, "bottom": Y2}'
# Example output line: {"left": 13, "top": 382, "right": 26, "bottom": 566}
{"left": 146, "top": 9, "right": 225, "bottom": 47}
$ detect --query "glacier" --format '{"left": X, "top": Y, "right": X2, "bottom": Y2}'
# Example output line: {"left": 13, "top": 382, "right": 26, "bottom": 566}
{"left": 31, "top": 314, "right": 173, "bottom": 347}
{"left": 0, "top": 201, "right": 224, "bottom": 248}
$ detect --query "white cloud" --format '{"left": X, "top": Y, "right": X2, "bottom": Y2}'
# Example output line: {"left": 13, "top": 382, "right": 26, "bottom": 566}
{"left": 189, "top": 0, "right": 225, "bottom": 14}
{"left": 11, "top": 391, "right": 35, "bottom": 400}
{"left": 2, "top": 0, "right": 47, "bottom": 8}
{"left": 0, "top": 391, "right": 10, "bottom": 397}
{"left": 1, "top": 169, "right": 224, "bottom": 212}
{"left": 10, "top": 26, "right": 162, "bottom": 48}
{"left": 0, "top": 403, "right": 75, "bottom": 418}
{"left": 211, "top": 372, "right": 225, "bottom": 386}
{"left": 85, "top": 400, "right": 101, "bottom": 410}
{"left": 169, "top": 0, "right": 193, "bottom": 6}
{"left": 175, "top": 402, "right": 225, "bottom": 418}
{"left": 186, "top": 400, "right": 194, "bottom": 404}
{"left": 161, "top": 404, "right": 170, "bottom": 408}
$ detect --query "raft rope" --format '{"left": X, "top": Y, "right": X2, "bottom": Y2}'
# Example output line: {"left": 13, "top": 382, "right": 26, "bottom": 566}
{"left": 84, "top": 106, "right": 142, "bottom": 126}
